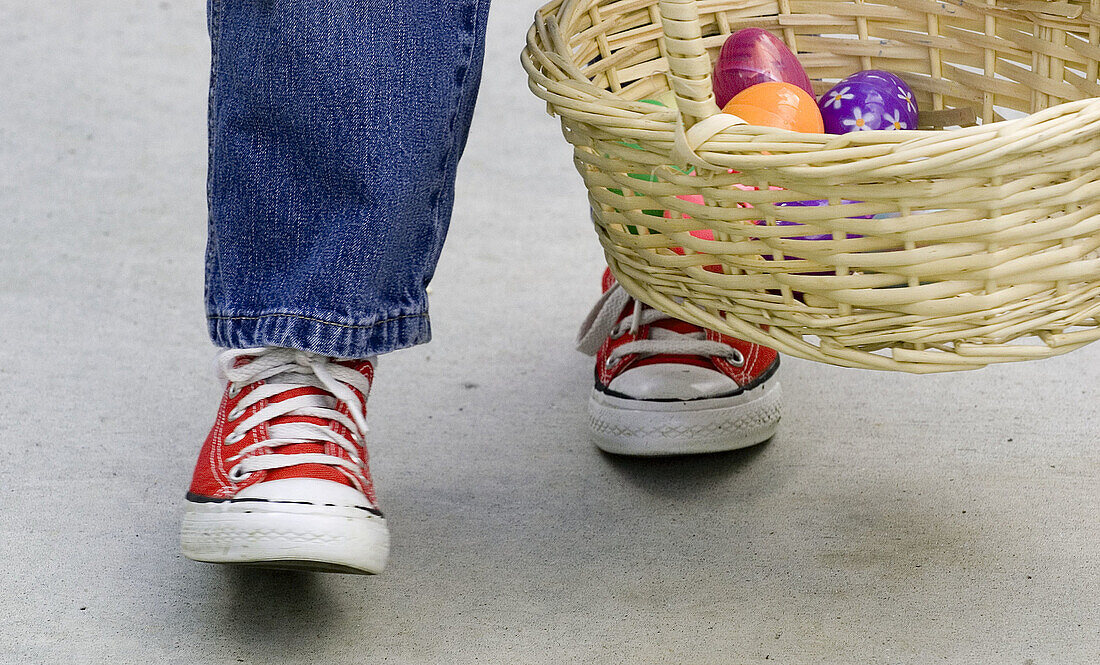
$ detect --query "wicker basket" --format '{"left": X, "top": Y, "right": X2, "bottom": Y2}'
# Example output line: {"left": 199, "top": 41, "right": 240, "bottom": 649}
{"left": 522, "top": 0, "right": 1100, "bottom": 372}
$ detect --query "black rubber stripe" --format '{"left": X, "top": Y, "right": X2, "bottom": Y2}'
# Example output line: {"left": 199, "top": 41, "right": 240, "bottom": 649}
{"left": 595, "top": 355, "right": 780, "bottom": 403}
{"left": 185, "top": 492, "right": 225, "bottom": 503}
{"left": 230, "top": 498, "right": 313, "bottom": 506}
{"left": 184, "top": 491, "right": 383, "bottom": 517}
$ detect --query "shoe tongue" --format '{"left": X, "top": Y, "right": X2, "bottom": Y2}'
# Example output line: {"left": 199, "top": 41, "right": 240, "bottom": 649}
{"left": 632, "top": 309, "right": 718, "bottom": 370}
{"left": 649, "top": 317, "right": 702, "bottom": 336}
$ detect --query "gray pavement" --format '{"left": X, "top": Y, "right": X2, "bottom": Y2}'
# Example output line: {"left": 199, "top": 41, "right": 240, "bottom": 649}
{"left": 1, "top": 2, "right": 1098, "bottom": 663}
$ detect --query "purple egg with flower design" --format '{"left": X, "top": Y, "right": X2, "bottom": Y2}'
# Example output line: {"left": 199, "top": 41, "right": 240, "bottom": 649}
{"left": 847, "top": 70, "right": 905, "bottom": 86}
{"left": 849, "top": 70, "right": 918, "bottom": 114}
{"left": 818, "top": 70, "right": 918, "bottom": 134}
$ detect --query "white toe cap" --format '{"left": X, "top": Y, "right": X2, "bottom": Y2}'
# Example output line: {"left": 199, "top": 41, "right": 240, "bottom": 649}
{"left": 607, "top": 363, "right": 739, "bottom": 400}
{"left": 235, "top": 478, "right": 372, "bottom": 509}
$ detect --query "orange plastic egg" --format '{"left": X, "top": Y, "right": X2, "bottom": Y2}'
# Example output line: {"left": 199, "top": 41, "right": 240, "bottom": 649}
{"left": 721, "top": 81, "right": 824, "bottom": 133}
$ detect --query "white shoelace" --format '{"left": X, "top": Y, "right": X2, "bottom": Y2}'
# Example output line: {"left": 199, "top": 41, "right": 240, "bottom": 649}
{"left": 217, "top": 347, "right": 376, "bottom": 493}
{"left": 575, "top": 283, "right": 743, "bottom": 367}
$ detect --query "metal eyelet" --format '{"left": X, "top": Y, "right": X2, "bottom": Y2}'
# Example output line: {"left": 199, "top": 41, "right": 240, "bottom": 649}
{"left": 224, "top": 430, "right": 245, "bottom": 446}
{"left": 604, "top": 356, "right": 618, "bottom": 370}
{"left": 725, "top": 351, "right": 746, "bottom": 367}
{"left": 226, "top": 383, "right": 242, "bottom": 397}
{"left": 227, "top": 405, "right": 245, "bottom": 421}
{"left": 227, "top": 465, "right": 251, "bottom": 482}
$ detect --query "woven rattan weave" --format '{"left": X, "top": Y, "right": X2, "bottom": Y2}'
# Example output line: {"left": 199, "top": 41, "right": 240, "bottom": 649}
{"left": 522, "top": 0, "right": 1100, "bottom": 372}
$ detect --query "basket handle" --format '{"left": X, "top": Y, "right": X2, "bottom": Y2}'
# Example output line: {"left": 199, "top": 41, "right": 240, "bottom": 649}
{"left": 657, "top": 0, "right": 747, "bottom": 168}
{"left": 658, "top": 0, "right": 719, "bottom": 125}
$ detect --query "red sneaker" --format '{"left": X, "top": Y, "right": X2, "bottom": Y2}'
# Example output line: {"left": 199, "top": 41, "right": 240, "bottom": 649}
{"left": 577, "top": 269, "right": 782, "bottom": 455}
{"left": 180, "top": 347, "right": 389, "bottom": 574}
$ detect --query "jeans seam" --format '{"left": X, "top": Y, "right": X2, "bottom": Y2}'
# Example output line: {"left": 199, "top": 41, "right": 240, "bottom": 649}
{"left": 425, "top": 0, "right": 484, "bottom": 265}
{"left": 206, "top": 0, "right": 227, "bottom": 305}
{"left": 208, "top": 311, "right": 427, "bottom": 331}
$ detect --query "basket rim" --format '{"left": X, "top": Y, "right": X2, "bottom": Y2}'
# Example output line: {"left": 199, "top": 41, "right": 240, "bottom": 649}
{"left": 522, "top": 4, "right": 1100, "bottom": 177}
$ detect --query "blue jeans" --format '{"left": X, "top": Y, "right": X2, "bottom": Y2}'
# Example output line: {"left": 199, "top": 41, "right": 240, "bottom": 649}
{"left": 205, "top": 0, "right": 491, "bottom": 358}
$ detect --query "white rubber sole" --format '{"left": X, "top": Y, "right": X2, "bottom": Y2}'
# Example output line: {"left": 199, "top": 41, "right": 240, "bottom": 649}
{"left": 588, "top": 378, "right": 782, "bottom": 456}
{"left": 180, "top": 499, "right": 390, "bottom": 575}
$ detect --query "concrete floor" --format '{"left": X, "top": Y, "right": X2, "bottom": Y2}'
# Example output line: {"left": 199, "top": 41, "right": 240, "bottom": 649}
{"left": 1, "top": 1, "right": 1098, "bottom": 663}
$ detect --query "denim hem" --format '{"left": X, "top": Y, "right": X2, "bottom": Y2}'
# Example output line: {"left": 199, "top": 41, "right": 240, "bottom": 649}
{"left": 208, "top": 308, "right": 431, "bottom": 358}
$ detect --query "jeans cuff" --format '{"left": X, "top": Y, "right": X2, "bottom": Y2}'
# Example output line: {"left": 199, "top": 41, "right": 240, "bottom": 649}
{"left": 207, "top": 307, "right": 431, "bottom": 358}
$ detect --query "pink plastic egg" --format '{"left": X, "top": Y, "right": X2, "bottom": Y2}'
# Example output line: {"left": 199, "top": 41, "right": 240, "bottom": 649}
{"left": 713, "top": 28, "right": 814, "bottom": 108}
{"left": 663, "top": 193, "right": 705, "bottom": 220}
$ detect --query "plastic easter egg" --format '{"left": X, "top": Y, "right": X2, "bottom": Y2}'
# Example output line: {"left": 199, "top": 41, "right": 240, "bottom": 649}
{"left": 774, "top": 200, "right": 869, "bottom": 241}
{"left": 608, "top": 115, "right": 663, "bottom": 230}
{"left": 609, "top": 100, "right": 695, "bottom": 232}
{"left": 652, "top": 90, "right": 679, "bottom": 110}
{"left": 847, "top": 70, "right": 918, "bottom": 117}
{"left": 663, "top": 193, "right": 705, "bottom": 220}
{"left": 723, "top": 82, "right": 824, "bottom": 133}
{"left": 818, "top": 70, "right": 918, "bottom": 134}
{"left": 713, "top": 28, "right": 814, "bottom": 108}
{"left": 756, "top": 200, "right": 869, "bottom": 265}
{"left": 847, "top": 70, "right": 906, "bottom": 88}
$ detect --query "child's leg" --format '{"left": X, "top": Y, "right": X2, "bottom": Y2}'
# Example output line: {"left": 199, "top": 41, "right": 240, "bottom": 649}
{"left": 181, "top": 0, "right": 492, "bottom": 575}
{"left": 204, "top": 0, "right": 491, "bottom": 358}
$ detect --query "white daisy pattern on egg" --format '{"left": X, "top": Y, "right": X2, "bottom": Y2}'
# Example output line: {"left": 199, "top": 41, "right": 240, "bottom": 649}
{"left": 842, "top": 107, "right": 872, "bottom": 131}
{"left": 824, "top": 86, "right": 854, "bottom": 110}
{"left": 897, "top": 89, "right": 916, "bottom": 113}
{"left": 883, "top": 110, "right": 906, "bottom": 130}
